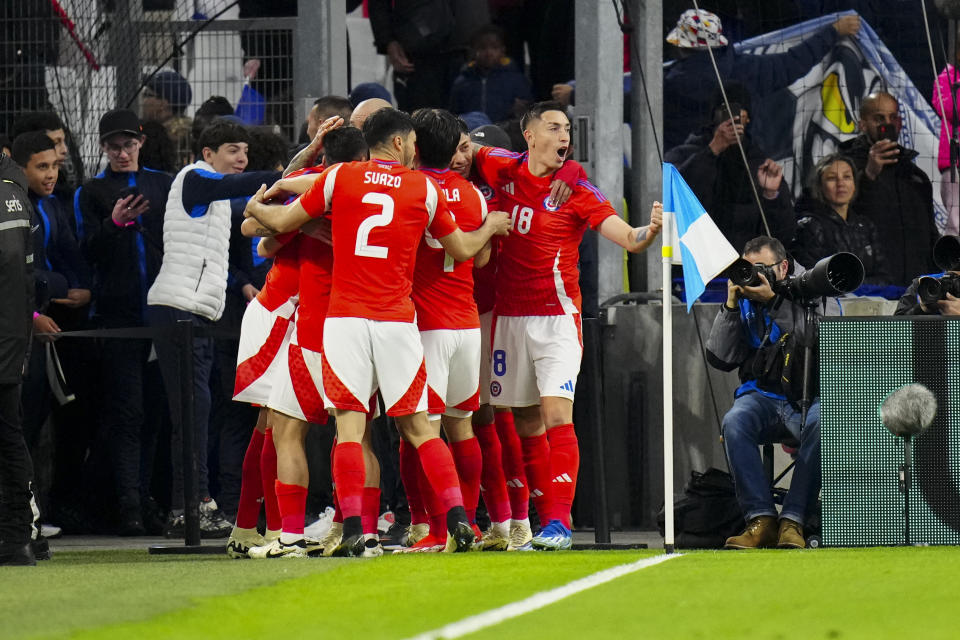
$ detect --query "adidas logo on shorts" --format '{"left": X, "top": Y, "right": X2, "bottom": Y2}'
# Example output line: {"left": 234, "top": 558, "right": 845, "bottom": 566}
{"left": 560, "top": 380, "right": 574, "bottom": 392}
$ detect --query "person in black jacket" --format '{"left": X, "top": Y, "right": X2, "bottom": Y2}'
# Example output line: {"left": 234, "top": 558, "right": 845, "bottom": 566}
{"left": 75, "top": 109, "right": 173, "bottom": 535}
{"left": 0, "top": 153, "right": 38, "bottom": 566}
{"left": 838, "top": 92, "right": 939, "bottom": 286}
{"left": 664, "top": 87, "right": 796, "bottom": 253}
{"left": 791, "top": 153, "right": 890, "bottom": 284}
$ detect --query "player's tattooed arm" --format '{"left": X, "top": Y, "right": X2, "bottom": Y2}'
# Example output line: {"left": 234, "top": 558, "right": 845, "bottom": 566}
{"left": 598, "top": 201, "right": 663, "bottom": 253}
{"left": 283, "top": 116, "right": 344, "bottom": 177}
{"left": 244, "top": 184, "right": 313, "bottom": 234}
{"left": 240, "top": 216, "right": 276, "bottom": 238}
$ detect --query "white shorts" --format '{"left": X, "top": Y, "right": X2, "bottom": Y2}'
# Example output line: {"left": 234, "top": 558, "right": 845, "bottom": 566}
{"left": 478, "top": 311, "right": 493, "bottom": 405}
{"left": 421, "top": 328, "right": 481, "bottom": 419}
{"left": 233, "top": 297, "right": 297, "bottom": 405}
{"left": 489, "top": 314, "right": 583, "bottom": 407}
{"left": 266, "top": 323, "right": 328, "bottom": 424}
{"left": 322, "top": 317, "right": 427, "bottom": 416}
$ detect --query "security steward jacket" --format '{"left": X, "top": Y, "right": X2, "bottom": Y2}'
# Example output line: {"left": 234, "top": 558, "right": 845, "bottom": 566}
{"left": 0, "top": 155, "right": 35, "bottom": 384}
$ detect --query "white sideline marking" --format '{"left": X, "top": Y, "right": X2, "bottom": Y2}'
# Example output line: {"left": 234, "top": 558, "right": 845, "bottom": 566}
{"left": 404, "top": 553, "right": 682, "bottom": 640}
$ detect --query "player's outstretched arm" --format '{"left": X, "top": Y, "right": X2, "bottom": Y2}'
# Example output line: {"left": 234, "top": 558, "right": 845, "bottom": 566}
{"left": 240, "top": 216, "right": 274, "bottom": 238}
{"left": 438, "top": 210, "right": 510, "bottom": 262}
{"left": 244, "top": 184, "right": 313, "bottom": 234}
{"left": 598, "top": 201, "right": 663, "bottom": 253}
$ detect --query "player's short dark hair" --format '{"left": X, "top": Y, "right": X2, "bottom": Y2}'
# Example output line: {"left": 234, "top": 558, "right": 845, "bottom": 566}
{"left": 322, "top": 127, "right": 368, "bottom": 165}
{"left": 312, "top": 95, "right": 353, "bottom": 123}
{"left": 246, "top": 126, "right": 289, "bottom": 171}
{"left": 12, "top": 111, "right": 66, "bottom": 139}
{"left": 742, "top": 236, "right": 787, "bottom": 263}
{"left": 520, "top": 101, "right": 567, "bottom": 132}
{"left": 411, "top": 108, "right": 461, "bottom": 169}
{"left": 362, "top": 108, "right": 415, "bottom": 150}
{"left": 12, "top": 131, "right": 56, "bottom": 167}
{"left": 198, "top": 119, "right": 249, "bottom": 154}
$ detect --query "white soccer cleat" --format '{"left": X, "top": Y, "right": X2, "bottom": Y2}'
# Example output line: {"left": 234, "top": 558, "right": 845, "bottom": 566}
{"left": 304, "top": 506, "right": 335, "bottom": 540}
{"left": 247, "top": 537, "right": 307, "bottom": 559}
{"left": 507, "top": 519, "right": 533, "bottom": 551}
{"left": 361, "top": 533, "right": 384, "bottom": 558}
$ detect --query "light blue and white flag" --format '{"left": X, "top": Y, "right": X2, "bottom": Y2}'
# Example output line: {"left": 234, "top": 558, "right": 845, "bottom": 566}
{"left": 662, "top": 162, "right": 738, "bottom": 311}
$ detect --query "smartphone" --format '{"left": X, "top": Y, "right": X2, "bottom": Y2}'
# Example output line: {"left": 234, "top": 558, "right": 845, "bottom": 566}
{"left": 116, "top": 186, "right": 140, "bottom": 200}
{"left": 877, "top": 123, "right": 898, "bottom": 143}
{"left": 713, "top": 102, "right": 743, "bottom": 126}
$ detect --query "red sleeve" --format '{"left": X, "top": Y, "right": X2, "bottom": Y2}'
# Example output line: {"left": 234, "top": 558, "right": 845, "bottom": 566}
{"left": 427, "top": 190, "right": 459, "bottom": 239}
{"left": 553, "top": 159, "right": 587, "bottom": 188}
{"left": 473, "top": 146, "right": 519, "bottom": 190}
{"left": 574, "top": 181, "right": 618, "bottom": 230}
{"left": 298, "top": 165, "right": 336, "bottom": 219}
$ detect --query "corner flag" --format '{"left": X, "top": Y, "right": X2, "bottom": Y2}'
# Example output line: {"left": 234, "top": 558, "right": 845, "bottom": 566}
{"left": 662, "top": 163, "right": 738, "bottom": 310}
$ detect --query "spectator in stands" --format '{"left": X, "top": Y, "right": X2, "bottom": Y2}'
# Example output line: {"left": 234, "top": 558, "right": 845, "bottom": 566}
{"left": 138, "top": 121, "right": 179, "bottom": 174}
{"left": 1, "top": 135, "right": 11, "bottom": 156}
{"left": 146, "top": 120, "right": 282, "bottom": 538}
{"left": 664, "top": 86, "right": 796, "bottom": 253}
{"left": 663, "top": 9, "right": 860, "bottom": 152}
{"left": 190, "top": 96, "right": 235, "bottom": 163}
{"left": 12, "top": 111, "right": 75, "bottom": 201}
{"left": 369, "top": 0, "right": 488, "bottom": 111}
{"left": 0, "top": 151, "right": 37, "bottom": 566}
{"left": 839, "top": 91, "right": 939, "bottom": 286}
{"left": 450, "top": 24, "right": 532, "bottom": 124}
{"left": 707, "top": 236, "right": 826, "bottom": 550}
{"left": 791, "top": 153, "right": 889, "bottom": 284}
{"left": 75, "top": 109, "right": 174, "bottom": 535}
{"left": 141, "top": 70, "right": 193, "bottom": 171}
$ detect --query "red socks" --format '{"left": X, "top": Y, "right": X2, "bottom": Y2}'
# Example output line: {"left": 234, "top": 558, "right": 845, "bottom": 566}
{"left": 520, "top": 432, "right": 552, "bottom": 526}
{"left": 274, "top": 481, "right": 307, "bottom": 535}
{"left": 497, "top": 412, "right": 528, "bottom": 519}
{"left": 474, "top": 422, "right": 511, "bottom": 523}
{"left": 450, "top": 437, "right": 482, "bottom": 524}
{"left": 332, "top": 441, "right": 365, "bottom": 519}
{"left": 416, "top": 437, "right": 464, "bottom": 512}
{"left": 547, "top": 424, "right": 579, "bottom": 528}
{"left": 261, "top": 428, "right": 281, "bottom": 531}
{"left": 235, "top": 429, "right": 264, "bottom": 529}
{"left": 399, "top": 439, "right": 427, "bottom": 525}
{"left": 362, "top": 487, "right": 381, "bottom": 535}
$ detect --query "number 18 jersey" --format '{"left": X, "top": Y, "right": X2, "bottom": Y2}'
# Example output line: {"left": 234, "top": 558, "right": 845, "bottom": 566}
{"left": 474, "top": 147, "right": 617, "bottom": 317}
{"left": 298, "top": 159, "right": 459, "bottom": 323}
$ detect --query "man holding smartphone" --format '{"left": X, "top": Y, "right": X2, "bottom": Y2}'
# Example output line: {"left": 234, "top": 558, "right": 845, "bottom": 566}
{"left": 839, "top": 91, "right": 938, "bottom": 285}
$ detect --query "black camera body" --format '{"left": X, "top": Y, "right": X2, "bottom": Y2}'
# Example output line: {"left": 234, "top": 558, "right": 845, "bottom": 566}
{"left": 726, "top": 253, "right": 865, "bottom": 301}
{"left": 727, "top": 259, "right": 778, "bottom": 288}
{"left": 918, "top": 273, "right": 960, "bottom": 305}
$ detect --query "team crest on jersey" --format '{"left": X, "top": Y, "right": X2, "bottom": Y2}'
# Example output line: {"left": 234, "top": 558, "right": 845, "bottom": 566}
{"left": 479, "top": 184, "right": 495, "bottom": 201}
{"left": 542, "top": 195, "right": 560, "bottom": 212}
{"left": 489, "top": 381, "right": 502, "bottom": 397}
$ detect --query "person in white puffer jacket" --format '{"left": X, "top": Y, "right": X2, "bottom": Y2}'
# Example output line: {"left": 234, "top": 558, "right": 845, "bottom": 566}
{"left": 147, "top": 118, "right": 281, "bottom": 538}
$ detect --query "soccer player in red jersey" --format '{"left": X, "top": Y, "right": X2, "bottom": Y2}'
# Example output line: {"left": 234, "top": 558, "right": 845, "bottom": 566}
{"left": 245, "top": 108, "right": 512, "bottom": 556}
{"left": 470, "top": 101, "right": 663, "bottom": 550}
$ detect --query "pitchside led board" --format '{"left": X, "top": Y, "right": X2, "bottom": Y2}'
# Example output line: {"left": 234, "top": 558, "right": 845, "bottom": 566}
{"left": 820, "top": 317, "right": 960, "bottom": 546}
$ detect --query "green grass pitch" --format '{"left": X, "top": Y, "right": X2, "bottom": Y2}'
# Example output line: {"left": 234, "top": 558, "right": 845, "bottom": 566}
{"left": 2, "top": 547, "right": 959, "bottom": 639}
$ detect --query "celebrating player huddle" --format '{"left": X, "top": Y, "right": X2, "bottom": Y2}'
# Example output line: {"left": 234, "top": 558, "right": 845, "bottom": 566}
{"left": 231, "top": 101, "right": 662, "bottom": 558}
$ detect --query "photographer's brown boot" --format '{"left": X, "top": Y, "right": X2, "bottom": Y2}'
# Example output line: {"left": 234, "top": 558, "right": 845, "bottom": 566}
{"left": 724, "top": 515, "right": 778, "bottom": 549}
{"left": 776, "top": 518, "right": 806, "bottom": 549}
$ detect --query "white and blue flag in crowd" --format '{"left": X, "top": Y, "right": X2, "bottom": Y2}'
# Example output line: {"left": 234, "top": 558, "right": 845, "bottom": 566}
{"left": 738, "top": 12, "right": 947, "bottom": 230}
{"left": 663, "top": 163, "right": 738, "bottom": 311}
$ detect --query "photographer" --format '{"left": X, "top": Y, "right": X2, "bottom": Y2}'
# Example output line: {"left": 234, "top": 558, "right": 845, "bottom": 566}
{"left": 706, "top": 236, "right": 829, "bottom": 550}
{"left": 894, "top": 236, "right": 960, "bottom": 316}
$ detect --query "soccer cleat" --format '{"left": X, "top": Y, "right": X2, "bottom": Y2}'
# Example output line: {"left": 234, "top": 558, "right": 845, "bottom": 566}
{"left": 400, "top": 522, "right": 430, "bottom": 547}
{"left": 530, "top": 519, "right": 573, "bottom": 551}
{"left": 0, "top": 542, "right": 36, "bottom": 566}
{"left": 226, "top": 526, "right": 265, "bottom": 558}
{"left": 304, "top": 506, "right": 336, "bottom": 540}
{"left": 248, "top": 537, "right": 308, "bottom": 559}
{"left": 377, "top": 510, "right": 395, "bottom": 535}
{"left": 444, "top": 521, "right": 476, "bottom": 553}
{"left": 320, "top": 521, "right": 343, "bottom": 557}
{"left": 393, "top": 533, "right": 445, "bottom": 553}
{"left": 361, "top": 533, "right": 384, "bottom": 558}
{"left": 478, "top": 521, "right": 511, "bottom": 551}
{"left": 199, "top": 498, "right": 233, "bottom": 538}
{"left": 30, "top": 535, "right": 52, "bottom": 561}
{"left": 264, "top": 528, "right": 281, "bottom": 543}
{"left": 331, "top": 532, "right": 365, "bottom": 558}
{"left": 507, "top": 520, "right": 533, "bottom": 551}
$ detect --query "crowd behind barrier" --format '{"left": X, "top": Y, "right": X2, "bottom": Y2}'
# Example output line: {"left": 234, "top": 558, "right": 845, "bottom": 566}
{"left": 2, "top": 1, "right": 960, "bottom": 563}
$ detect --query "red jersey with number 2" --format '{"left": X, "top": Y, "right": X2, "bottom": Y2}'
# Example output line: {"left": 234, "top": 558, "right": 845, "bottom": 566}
{"left": 413, "top": 168, "right": 486, "bottom": 331}
{"left": 473, "top": 146, "right": 616, "bottom": 317}
{"left": 298, "top": 159, "right": 459, "bottom": 323}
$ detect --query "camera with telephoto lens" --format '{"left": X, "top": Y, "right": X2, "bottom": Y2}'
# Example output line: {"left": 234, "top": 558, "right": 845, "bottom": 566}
{"left": 917, "top": 235, "right": 960, "bottom": 306}
{"left": 726, "top": 252, "right": 865, "bottom": 301}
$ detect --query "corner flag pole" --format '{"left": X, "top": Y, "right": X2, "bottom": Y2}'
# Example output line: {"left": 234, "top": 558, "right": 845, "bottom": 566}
{"left": 661, "top": 209, "right": 676, "bottom": 554}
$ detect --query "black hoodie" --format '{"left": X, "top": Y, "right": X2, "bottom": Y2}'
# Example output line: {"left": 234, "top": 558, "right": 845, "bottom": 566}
{"left": 0, "top": 155, "right": 35, "bottom": 384}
